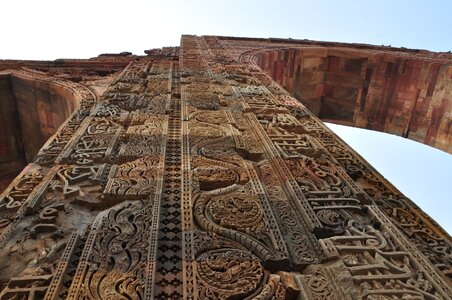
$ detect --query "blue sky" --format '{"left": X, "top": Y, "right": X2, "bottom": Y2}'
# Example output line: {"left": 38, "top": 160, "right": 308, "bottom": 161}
{"left": 1, "top": 0, "right": 451, "bottom": 232}
{"left": 1, "top": 0, "right": 451, "bottom": 59}
{"left": 327, "top": 124, "right": 452, "bottom": 233}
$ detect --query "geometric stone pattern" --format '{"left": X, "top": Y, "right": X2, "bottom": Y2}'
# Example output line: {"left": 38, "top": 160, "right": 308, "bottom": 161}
{"left": 0, "top": 35, "right": 450, "bottom": 299}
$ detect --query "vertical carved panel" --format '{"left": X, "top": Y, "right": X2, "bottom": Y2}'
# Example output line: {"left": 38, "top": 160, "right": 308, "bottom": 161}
{"left": 1, "top": 36, "right": 450, "bottom": 299}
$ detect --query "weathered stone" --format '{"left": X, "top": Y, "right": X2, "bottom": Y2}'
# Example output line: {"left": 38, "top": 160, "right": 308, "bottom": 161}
{"left": 0, "top": 36, "right": 450, "bottom": 299}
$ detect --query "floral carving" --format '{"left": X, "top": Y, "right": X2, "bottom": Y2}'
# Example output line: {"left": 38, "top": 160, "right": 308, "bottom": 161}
{"left": 196, "top": 249, "right": 264, "bottom": 299}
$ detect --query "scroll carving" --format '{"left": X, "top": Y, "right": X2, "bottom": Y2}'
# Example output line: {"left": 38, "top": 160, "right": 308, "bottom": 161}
{"left": 104, "top": 155, "right": 160, "bottom": 200}
{"left": 318, "top": 217, "right": 452, "bottom": 299}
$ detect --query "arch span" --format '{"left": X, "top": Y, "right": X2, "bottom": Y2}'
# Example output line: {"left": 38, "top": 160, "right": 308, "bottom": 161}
{"left": 245, "top": 46, "right": 451, "bottom": 153}
{"left": 231, "top": 38, "right": 452, "bottom": 153}
{"left": 0, "top": 70, "right": 81, "bottom": 189}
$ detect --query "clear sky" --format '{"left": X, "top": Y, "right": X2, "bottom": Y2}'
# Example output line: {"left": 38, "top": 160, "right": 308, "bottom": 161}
{"left": 327, "top": 124, "right": 452, "bottom": 234}
{"left": 1, "top": 0, "right": 451, "bottom": 232}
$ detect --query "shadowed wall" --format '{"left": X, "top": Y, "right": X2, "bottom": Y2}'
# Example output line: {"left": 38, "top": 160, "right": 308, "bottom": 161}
{"left": 0, "top": 73, "right": 79, "bottom": 189}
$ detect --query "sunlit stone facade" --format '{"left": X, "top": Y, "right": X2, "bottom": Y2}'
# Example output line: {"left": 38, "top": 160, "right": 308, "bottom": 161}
{"left": 0, "top": 36, "right": 450, "bottom": 299}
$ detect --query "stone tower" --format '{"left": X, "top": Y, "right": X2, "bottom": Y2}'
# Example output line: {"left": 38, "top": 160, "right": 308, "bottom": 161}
{"left": 0, "top": 35, "right": 451, "bottom": 299}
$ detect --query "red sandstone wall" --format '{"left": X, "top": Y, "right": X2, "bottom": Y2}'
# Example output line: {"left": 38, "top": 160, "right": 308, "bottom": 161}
{"left": 0, "top": 72, "right": 80, "bottom": 188}
{"left": 11, "top": 76, "right": 79, "bottom": 161}
{"left": 0, "top": 75, "right": 27, "bottom": 187}
{"left": 257, "top": 48, "right": 452, "bottom": 152}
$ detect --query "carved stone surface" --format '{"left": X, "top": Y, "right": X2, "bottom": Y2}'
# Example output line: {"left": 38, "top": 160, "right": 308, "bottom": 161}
{"left": 0, "top": 36, "right": 451, "bottom": 299}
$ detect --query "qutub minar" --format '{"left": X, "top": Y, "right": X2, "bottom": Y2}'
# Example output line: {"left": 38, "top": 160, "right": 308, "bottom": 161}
{"left": 0, "top": 35, "right": 450, "bottom": 299}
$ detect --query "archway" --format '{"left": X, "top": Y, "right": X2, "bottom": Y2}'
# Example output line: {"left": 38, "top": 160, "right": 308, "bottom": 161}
{"left": 251, "top": 47, "right": 451, "bottom": 153}
{"left": 0, "top": 71, "right": 80, "bottom": 189}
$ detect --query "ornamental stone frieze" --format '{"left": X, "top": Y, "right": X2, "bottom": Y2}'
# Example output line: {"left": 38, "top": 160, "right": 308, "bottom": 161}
{"left": 0, "top": 36, "right": 450, "bottom": 299}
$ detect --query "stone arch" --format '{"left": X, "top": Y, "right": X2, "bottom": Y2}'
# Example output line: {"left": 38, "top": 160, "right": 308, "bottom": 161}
{"left": 240, "top": 46, "right": 451, "bottom": 153}
{"left": 0, "top": 69, "right": 88, "bottom": 189}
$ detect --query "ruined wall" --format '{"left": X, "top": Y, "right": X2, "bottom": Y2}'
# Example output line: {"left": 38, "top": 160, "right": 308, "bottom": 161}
{"left": 0, "top": 36, "right": 450, "bottom": 299}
